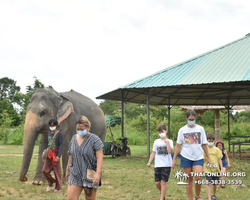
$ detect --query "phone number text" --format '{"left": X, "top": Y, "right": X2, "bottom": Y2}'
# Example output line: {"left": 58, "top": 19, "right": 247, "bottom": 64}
{"left": 195, "top": 180, "right": 243, "bottom": 185}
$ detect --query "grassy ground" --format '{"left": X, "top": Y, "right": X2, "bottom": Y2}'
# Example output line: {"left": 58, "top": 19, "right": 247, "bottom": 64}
{"left": 0, "top": 145, "right": 250, "bottom": 200}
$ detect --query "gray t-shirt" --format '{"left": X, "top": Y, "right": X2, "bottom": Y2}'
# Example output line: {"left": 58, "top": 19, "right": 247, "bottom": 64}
{"left": 68, "top": 133, "right": 104, "bottom": 188}
{"left": 177, "top": 124, "right": 207, "bottom": 161}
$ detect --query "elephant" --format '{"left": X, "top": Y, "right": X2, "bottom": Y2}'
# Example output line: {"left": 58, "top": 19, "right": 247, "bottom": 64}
{"left": 19, "top": 87, "right": 106, "bottom": 184}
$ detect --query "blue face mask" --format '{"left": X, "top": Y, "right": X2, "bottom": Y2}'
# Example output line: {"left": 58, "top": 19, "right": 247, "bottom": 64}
{"left": 77, "top": 130, "right": 88, "bottom": 137}
{"left": 187, "top": 120, "right": 195, "bottom": 126}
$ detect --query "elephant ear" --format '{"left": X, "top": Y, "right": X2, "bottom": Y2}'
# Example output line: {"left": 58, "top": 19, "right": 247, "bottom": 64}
{"left": 57, "top": 95, "right": 74, "bottom": 125}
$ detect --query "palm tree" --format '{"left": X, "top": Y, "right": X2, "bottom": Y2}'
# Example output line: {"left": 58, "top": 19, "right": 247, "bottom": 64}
{"left": 175, "top": 170, "right": 183, "bottom": 181}
{"left": 182, "top": 172, "right": 189, "bottom": 182}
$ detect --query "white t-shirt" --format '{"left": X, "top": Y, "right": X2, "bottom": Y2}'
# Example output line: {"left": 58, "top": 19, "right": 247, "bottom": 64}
{"left": 177, "top": 124, "right": 207, "bottom": 161}
{"left": 152, "top": 138, "right": 173, "bottom": 168}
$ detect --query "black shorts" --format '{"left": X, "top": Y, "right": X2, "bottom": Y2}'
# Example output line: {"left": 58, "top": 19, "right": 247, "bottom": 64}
{"left": 205, "top": 174, "right": 219, "bottom": 184}
{"left": 154, "top": 167, "right": 171, "bottom": 182}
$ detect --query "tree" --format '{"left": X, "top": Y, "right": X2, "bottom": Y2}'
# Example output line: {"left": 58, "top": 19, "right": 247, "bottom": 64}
{"left": 13, "top": 76, "right": 45, "bottom": 121}
{"left": 237, "top": 111, "right": 250, "bottom": 123}
{"left": 124, "top": 103, "right": 146, "bottom": 120}
{"left": 0, "top": 77, "right": 21, "bottom": 102}
{"left": 0, "top": 110, "right": 14, "bottom": 144}
{"left": 25, "top": 76, "right": 45, "bottom": 97}
{"left": 0, "top": 99, "right": 20, "bottom": 126}
{"left": 99, "top": 100, "right": 120, "bottom": 115}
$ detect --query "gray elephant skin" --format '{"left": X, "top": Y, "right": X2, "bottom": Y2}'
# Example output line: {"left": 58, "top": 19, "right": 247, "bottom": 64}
{"left": 19, "top": 88, "right": 106, "bottom": 184}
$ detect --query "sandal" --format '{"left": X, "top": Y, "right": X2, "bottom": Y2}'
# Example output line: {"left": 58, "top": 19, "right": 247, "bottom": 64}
{"left": 195, "top": 197, "right": 201, "bottom": 200}
{"left": 212, "top": 195, "right": 217, "bottom": 200}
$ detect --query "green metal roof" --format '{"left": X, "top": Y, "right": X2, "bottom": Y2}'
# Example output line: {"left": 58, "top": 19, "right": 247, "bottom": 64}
{"left": 124, "top": 33, "right": 250, "bottom": 88}
{"left": 97, "top": 33, "right": 250, "bottom": 106}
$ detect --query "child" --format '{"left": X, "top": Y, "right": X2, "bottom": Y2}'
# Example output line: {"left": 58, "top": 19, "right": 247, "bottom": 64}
{"left": 147, "top": 124, "right": 173, "bottom": 200}
{"left": 203, "top": 133, "right": 223, "bottom": 200}
{"left": 215, "top": 140, "right": 231, "bottom": 188}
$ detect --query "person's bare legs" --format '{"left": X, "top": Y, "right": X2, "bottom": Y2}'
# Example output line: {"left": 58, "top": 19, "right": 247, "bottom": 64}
{"left": 160, "top": 181, "right": 167, "bottom": 200}
{"left": 220, "top": 167, "right": 226, "bottom": 187}
{"left": 155, "top": 181, "right": 161, "bottom": 199}
{"left": 155, "top": 181, "right": 161, "bottom": 191}
{"left": 193, "top": 165, "right": 203, "bottom": 199}
{"left": 184, "top": 167, "right": 193, "bottom": 200}
{"left": 206, "top": 184, "right": 211, "bottom": 200}
{"left": 67, "top": 185, "right": 83, "bottom": 200}
{"left": 213, "top": 184, "right": 217, "bottom": 196}
{"left": 83, "top": 187, "right": 97, "bottom": 200}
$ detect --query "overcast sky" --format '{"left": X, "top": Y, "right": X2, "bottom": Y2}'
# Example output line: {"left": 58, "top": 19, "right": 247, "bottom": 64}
{"left": 1, "top": 0, "right": 250, "bottom": 104}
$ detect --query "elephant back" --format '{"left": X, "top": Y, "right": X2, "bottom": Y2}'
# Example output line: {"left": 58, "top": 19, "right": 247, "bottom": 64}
{"left": 60, "top": 90, "right": 106, "bottom": 143}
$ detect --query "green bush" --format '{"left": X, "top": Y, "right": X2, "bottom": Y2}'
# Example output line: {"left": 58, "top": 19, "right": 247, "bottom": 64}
{"left": 8, "top": 124, "right": 24, "bottom": 145}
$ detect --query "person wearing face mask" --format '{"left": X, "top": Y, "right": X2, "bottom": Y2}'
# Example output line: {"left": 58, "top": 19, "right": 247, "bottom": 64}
{"left": 172, "top": 110, "right": 210, "bottom": 200}
{"left": 65, "top": 116, "right": 104, "bottom": 200}
{"left": 204, "top": 133, "right": 223, "bottom": 200}
{"left": 42, "top": 119, "right": 63, "bottom": 193}
{"left": 147, "top": 124, "right": 173, "bottom": 200}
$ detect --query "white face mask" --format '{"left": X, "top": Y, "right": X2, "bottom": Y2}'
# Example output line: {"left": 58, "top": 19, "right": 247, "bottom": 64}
{"left": 159, "top": 132, "right": 166, "bottom": 138}
{"left": 208, "top": 142, "right": 214, "bottom": 146}
{"left": 49, "top": 126, "right": 56, "bottom": 131}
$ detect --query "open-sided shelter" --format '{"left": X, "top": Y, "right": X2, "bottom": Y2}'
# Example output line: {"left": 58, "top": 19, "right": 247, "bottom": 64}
{"left": 97, "top": 33, "right": 250, "bottom": 156}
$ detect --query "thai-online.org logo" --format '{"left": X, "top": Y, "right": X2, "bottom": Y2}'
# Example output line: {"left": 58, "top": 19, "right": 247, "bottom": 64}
{"left": 174, "top": 170, "right": 189, "bottom": 185}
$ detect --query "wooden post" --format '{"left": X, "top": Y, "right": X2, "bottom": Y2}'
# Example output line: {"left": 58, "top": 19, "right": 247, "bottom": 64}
{"left": 214, "top": 110, "right": 220, "bottom": 141}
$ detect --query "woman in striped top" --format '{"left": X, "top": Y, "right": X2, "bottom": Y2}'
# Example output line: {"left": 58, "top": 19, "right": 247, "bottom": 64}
{"left": 66, "top": 116, "right": 104, "bottom": 200}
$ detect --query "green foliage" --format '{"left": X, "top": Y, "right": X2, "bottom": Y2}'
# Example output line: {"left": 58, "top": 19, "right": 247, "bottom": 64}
{"left": 0, "top": 99, "right": 21, "bottom": 126}
{"left": 22, "top": 76, "right": 45, "bottom": 114}
{"left": 237, "top": 111, "right": 250, "bottom": 123}
{"left": 0, "top": 76, "right": 46, "bottom": 125}
{"left": 0, "top": 110, "right": 14, "bottom": 144}
{"left": 124, "top": 103, "right": 146, "bottom": 120}
{"left": 0, "top": 77, "right": 21, "bottom": 102}
{"left": 219, "top": 110, "right": 230, "bottom": 126}
{"left": 8, "top": 123, "right": 24, "bottom": 145}
{"left": 196, "top": 110, "right": 215, "bottom": 127}
{"left": 150, "top": 105, "right": 168, "bottom": 121}
{"left": 169, "top": 107, "right": 186, "bottom": 140}
{"left": 99, "top": 100, "right": 119, "bottom": 115}
{"left": 25, "top": 76, "right": 45, "bottom": 97}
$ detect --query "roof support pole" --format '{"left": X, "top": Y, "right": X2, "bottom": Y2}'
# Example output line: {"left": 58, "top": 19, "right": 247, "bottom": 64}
{"left": 227, "top": 104, "right": 231, "bottom": 152}
{"left": 146, "top": 91, "right": 150, "bottom": 158}
{"left": 168, "top": 105, "right": 171, "bottom": 139}
{"left": 121, "top": 90, "right": 124, "bottom": 138}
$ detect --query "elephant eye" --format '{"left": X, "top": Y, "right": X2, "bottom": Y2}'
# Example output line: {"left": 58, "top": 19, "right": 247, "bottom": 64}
{"left": 40, "top": 110, "right": 47, "bottom": 117}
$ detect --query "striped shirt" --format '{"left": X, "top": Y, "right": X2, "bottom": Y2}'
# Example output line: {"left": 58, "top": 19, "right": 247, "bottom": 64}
{"left": 67, "top": 133, "right": 104, "bottom": 188}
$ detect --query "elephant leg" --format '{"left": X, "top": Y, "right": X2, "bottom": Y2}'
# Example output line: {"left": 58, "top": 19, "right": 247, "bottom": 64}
{"left": 62, "top": 132, "right": 70, "bottom": 183}
{"left": 33, "top": 133, "right": 47, "bottom": 185}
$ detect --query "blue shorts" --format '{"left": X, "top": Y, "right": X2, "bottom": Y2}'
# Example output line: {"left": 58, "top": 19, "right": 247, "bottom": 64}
{"left": 222, "top": 160, "right": 228, "bottom": 168}
{"left": 180, "top": 155, "right": 204, "bottom": 168}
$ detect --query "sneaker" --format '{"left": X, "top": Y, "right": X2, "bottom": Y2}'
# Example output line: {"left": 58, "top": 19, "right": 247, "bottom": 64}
{"left": 54, "top": 189, "right": 60, "bottom": 193}
{"left": 45, "top": 186, "right": 54, "bottom": 192}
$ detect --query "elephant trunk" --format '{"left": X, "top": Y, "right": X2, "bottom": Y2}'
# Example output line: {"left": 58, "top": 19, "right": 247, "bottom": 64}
{"left": 19, "top": 110, "right": 39, "bottom": 182}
